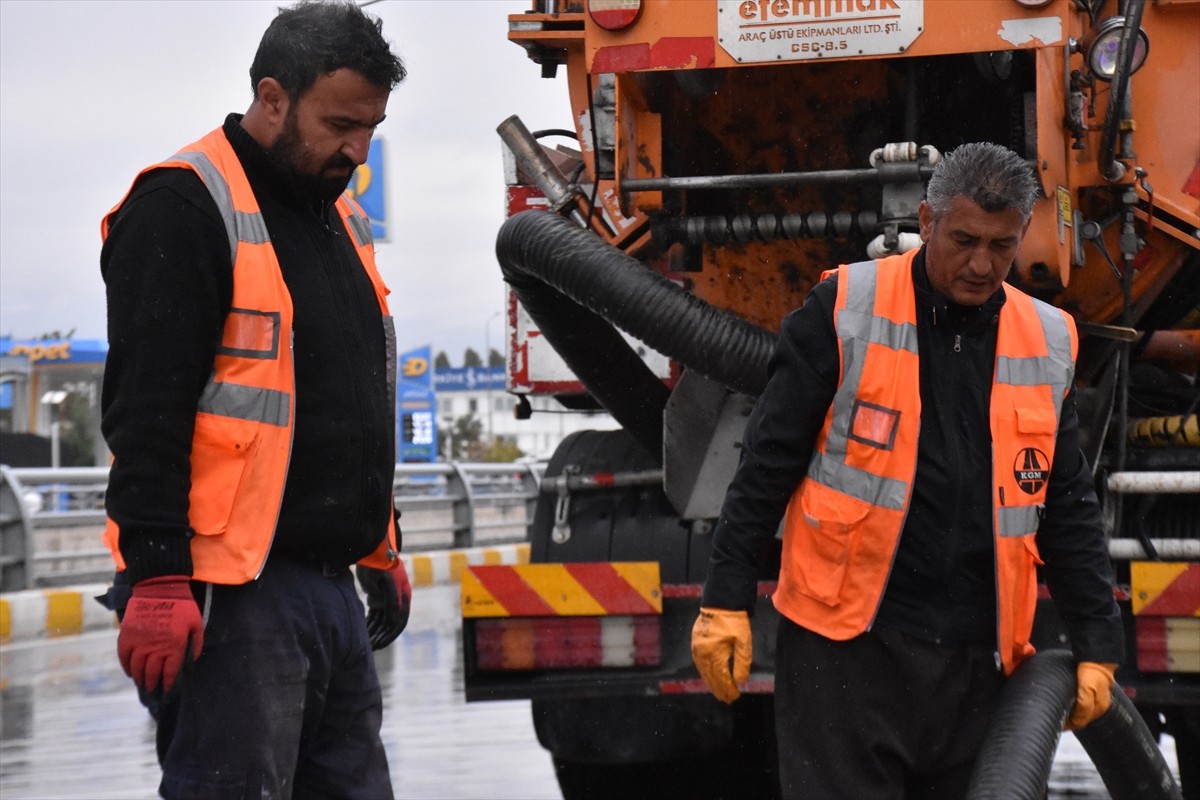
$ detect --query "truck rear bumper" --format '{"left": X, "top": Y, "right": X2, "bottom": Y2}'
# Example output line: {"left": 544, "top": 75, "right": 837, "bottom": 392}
{"left": 464, "top": 584, "right": 779, "bottom": 702}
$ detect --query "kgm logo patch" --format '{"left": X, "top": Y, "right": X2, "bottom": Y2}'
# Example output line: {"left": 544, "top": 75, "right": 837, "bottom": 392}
{"left": 1013, "top": 448, "right": 1050, "bottom": 494}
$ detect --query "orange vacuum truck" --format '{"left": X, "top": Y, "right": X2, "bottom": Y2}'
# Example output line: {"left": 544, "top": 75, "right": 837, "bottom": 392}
{"left": 460, "top": 1, "right": 1199, "bottom": 797}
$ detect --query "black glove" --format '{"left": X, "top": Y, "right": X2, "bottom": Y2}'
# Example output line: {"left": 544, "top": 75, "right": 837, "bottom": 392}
{"left": 96, "top": 570, "right": 133, "bottom": 621}
{"left": 355, "top": 563, "right": 412, "bottom": 650}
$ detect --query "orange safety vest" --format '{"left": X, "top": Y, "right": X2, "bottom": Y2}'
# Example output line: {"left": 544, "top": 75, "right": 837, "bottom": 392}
{"left": 100, "top": 127, "right": 399, "bottom": 584}
{"left": 773, "top": 249, "right": 1077, "bottom": 674}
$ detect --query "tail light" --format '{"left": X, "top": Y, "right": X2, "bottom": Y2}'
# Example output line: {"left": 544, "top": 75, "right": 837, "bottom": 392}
{"left": 1136, "top": 618, "right": 1200, "bottom": 673}
{"left": 1132, "top": 561, "right": 1200, "bottom": 673}
{"left": 587, "top": 0, "right": 642, "bottom": 31}
{"left": 473, "top": 615, "right": 661, "bottom": 669}
{"left": 462, "top": 562, "right": 664, "bottom": 670}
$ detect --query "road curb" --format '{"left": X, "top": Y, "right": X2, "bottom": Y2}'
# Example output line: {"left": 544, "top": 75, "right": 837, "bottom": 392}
{"left": 0, "top": 543, "right": 531, "bottom": 645}
{"left": 0, "top": 582, "right": 116, "bottom": 644}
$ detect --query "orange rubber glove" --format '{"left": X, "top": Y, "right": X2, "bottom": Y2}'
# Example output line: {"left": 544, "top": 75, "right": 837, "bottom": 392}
{"left": 691, "top": 607, "right": 752, "bottom": 704}
{"left": 1065, "top": 661, "right": 1118, "bottom": 731}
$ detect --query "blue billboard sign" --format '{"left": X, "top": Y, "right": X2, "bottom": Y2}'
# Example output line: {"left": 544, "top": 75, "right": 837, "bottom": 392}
{"left": 433, "top": 366, "right": 506, "bottom": 392}
{"left": 399, "top": 345, "right": 433, "bottom": 390}
{"left": 349, "top": 138, "right": 387, "bottom": 241}
{"left": 1, "top": 337, "right": 108, "bottom": 365}
{"left": 397, "top": 345, "right": 437, "bottom": 463}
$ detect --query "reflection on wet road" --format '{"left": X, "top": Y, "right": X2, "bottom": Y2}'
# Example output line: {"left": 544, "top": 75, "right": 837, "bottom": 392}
{"left": 0, "top": 584, "right": 1180, "bottom": 799}
{"left": 0, "top": 584, "right": 558, "bottom": 800}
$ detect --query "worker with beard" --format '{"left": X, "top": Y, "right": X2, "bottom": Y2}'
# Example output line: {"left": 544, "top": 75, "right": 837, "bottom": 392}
{"left": 99, "top": 2, "right": 411, "bottom": 797}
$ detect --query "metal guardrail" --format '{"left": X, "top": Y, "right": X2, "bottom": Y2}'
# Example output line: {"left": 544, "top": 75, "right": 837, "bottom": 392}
{"left": 6, "top": 463, "right": 1193, "bottom": 591}
{"left": 0, "top": 462, "right": 545, "bottom": 591}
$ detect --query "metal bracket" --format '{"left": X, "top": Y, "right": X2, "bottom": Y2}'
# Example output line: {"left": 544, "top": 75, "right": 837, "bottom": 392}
{"left": 1079, "top": 216, "right": 1122, "bottom": 280}
{"left": 552, "top": 466, "right": 579, "bottom": 544}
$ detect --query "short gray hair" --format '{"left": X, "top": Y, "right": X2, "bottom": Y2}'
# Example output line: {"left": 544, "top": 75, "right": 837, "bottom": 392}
{"left": 925, "top": 142, "right": 1040, "bottom": 220}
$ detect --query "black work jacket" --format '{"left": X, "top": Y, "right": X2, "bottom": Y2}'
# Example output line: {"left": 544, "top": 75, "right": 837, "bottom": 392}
{"left": 703, "top": 248, "right": 1124, "bottom": 664}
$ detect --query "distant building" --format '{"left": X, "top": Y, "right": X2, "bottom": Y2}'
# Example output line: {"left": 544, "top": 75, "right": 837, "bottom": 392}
{"left": 434, "top": 366, "right": 618, "bottom": 460}
{"left": 0, "top": 338, "right": 108, "bottom": 467}
{"left": 0, "top": 338, "right": 622, "bottom": 468}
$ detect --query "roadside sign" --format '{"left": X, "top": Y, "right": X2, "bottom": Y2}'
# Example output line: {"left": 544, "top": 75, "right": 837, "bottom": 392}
{"left": 350, "top": 138, "right": 388, "bottom": 241}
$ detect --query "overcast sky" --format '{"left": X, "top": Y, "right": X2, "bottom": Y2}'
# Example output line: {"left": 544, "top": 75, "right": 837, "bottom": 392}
{"left": 0, "top": 0, "right": 568, "bottom": 363}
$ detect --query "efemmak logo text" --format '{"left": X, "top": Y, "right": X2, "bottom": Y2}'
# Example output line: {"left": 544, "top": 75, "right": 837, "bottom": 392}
{"left": 737, "top": 0, "right": 902, "bottom": 23}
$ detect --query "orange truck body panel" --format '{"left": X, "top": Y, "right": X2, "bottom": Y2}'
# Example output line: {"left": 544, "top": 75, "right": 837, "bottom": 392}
{"left": 489, "top": 0, "right": 1199, "bottom": 740}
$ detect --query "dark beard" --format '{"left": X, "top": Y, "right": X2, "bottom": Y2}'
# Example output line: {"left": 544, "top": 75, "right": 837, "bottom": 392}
{"left": 267, "top": 115, "right": 356, "bottom": 203}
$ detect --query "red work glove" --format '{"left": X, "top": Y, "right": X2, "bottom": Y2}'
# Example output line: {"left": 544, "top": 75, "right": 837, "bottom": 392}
{"left": 1065, "top": 661, "right": 1118, "bottom": 730}
{"left": 117, "top": 575, "right": 204, "bottom": 694}
{"left": 355, "top": 562, "right": 412, "bottom": 650}
{"left": 691, "top": 607, "right": 752, "bottom": 704}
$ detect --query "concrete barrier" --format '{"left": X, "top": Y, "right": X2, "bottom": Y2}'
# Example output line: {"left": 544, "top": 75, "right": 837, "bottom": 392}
{"left": 0, "top": 543, "right": 530, "bottom": 645}
{"left": 0, "top": 582, "right": 116, "bottom": 643}
{"left": 404, "top": 542, "right": 531, "bottom": 587}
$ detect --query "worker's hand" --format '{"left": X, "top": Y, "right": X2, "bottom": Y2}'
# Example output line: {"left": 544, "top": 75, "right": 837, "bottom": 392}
{"left": 355, "top": 562, "right": 412, "bottom": 650}
{"left": 1065, "top": 661, "right": 1119, "bottom": 731}
{"left": 691, "top": 607, "right": 752, "bottom": 704}
{"left": 117, "top": 575, "right": 204, "bottom": 695}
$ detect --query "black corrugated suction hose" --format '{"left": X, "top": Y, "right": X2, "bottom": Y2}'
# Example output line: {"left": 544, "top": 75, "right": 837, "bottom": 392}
{"left": 496, "top": 210, "right": 777, "bottom": 460}
{"left": 967, "top": 650, "right": 1077, "bottom": 799}
{"left": 967, "top": 649, "right": 1182, "bottom": 800}
{"left": 1075, "top": 685, "right": 1183, "bottom": 800}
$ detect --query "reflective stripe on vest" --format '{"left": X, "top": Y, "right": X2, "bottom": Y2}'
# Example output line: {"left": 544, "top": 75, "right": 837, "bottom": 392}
{"left": 808, "top": 259, "right": 917, "bottom": 512}
{"left": 169, "top": 150, "right": 271, "bottom": 262}
{"left": 167, "top": 148, "right": 291, "bottom": 430}
{"left": 198, "top": 380, "right": 290, "bottom": 427}
{"left": 342, "top": 201, "right": 374, "bottom": 249}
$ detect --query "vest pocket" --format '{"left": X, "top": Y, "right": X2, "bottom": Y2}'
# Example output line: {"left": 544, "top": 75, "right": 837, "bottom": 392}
{"left": 1022, "top": 534, "right": 1044, "bottom": 566}
{"left": 792, "top": 483, "right": 870, "bottom": 607}
{"left": 1015, "top": 405, "right": 1057, "bottom": 434}
{"left": 187, "top": 414, "right": 258, "bottom": 536}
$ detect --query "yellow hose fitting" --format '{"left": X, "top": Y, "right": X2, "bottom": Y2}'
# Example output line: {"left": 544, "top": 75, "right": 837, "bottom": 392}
{"left": 1126, "top": 414, "right": 1200, "bottom": 447}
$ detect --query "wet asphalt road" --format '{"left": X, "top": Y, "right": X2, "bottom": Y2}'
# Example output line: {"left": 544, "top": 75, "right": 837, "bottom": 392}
{"left": 0, "top": 584, "right": 1180, "bottom": 799}
{"left": 0, "top": 584, "right": 559, "bottom": 800}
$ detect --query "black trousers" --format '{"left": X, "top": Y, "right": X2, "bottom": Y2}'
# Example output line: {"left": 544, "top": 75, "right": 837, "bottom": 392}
{"left": 152, "top": 557, "right": 393, "bottom": 800}
{"left": 775, "top": 617, "right": 1005, "bottom": 800}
